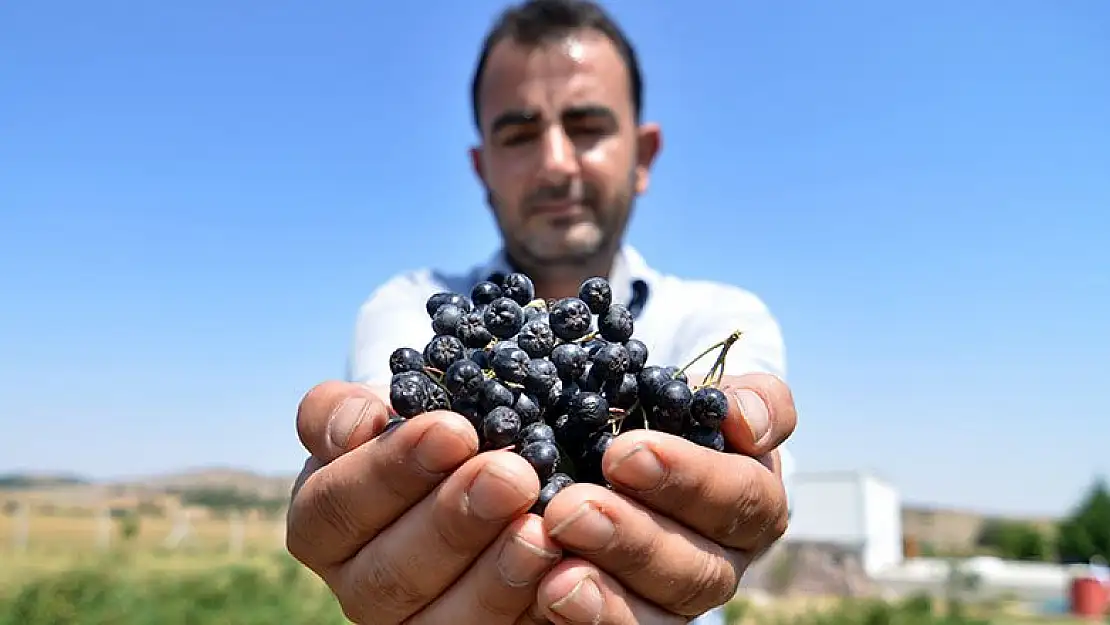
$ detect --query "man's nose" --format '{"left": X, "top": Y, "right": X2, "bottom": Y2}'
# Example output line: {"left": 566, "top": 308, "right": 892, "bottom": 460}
{"left": 536, "top": 125, "right": 579, "bottom": 182}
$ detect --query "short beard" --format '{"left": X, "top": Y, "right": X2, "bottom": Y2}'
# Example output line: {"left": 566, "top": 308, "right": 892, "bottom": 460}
{"left": 485, "top": 187, "right": 632, "bottom": 271}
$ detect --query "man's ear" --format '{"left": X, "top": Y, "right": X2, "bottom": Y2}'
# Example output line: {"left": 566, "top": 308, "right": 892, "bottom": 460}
{"left": 469, "top": 146, "right": 485, "bottom": 186}
{"left": 633, "top": 122, "right": 662, "bottom": 195}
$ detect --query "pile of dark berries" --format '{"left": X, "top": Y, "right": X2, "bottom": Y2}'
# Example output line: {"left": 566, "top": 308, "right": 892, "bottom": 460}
{"left": 387, "top": 273, "right": 743, "bottom": 515}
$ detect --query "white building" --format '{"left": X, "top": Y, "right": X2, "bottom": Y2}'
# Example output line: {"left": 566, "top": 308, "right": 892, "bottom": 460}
{"left": 784, "top": 471, "right": 904, "bottom": 577}
{"left": 870, "top": 556, "right": 1073, "bottom": 603}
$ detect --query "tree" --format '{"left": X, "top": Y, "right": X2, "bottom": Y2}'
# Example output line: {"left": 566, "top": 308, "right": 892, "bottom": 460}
{"left": 976, "top": 518, "right": 1051, "bottom": 561}
{"left": 1055, "top": 477, "right": 1110, "bottom": 564}
{"left": 116, "top": 510, "right": 140, "bottom": 543}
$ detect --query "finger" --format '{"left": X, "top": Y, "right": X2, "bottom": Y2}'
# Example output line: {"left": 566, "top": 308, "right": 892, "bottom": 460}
{"left": 602, "top": 429, "right": 789, "bottom": 552}
{"left": 410, "top": 513, "right": 562, "bottom": 625}
{"left": 542, "top": 482, "right": 745, "bottom": 617}
{"left": 290, "top": 455, "right": 323, "bottom": 501}
{"left": 716, "top": 373, "right": 797, "bottom": 456}
{"left": 286, "top": 410, "right": 479, "bottom": 571}
{"left": 297, "top": 380, "right": 393, "bottom": 463}
{"left": 537, "top": 559, "right": 686, "bottom": 625}
{"left": 680, "top": 371, "right": 793, "bottom": 466}
{"left": 334, "top": 450, "right": 541, "bottom": 624}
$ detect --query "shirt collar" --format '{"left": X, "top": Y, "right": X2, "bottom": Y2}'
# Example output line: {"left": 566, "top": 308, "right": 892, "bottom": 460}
{"left": 474, "top": 244, "right": 653, "bottom": 317}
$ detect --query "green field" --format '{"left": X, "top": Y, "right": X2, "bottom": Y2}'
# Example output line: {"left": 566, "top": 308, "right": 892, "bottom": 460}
{"left": 1, "top": 503, "right": 1103, "bottom": 625}
{"left": 2, "top": 547, "right": 1096, "bottom": 625}
{"left": 0, "top": 550, "right": 350, "bottom": 625}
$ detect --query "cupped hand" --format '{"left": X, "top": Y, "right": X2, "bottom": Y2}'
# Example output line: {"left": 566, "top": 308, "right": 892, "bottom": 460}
{"left": 285, "top": 381, "right": 563, "bottom": 625}
{"left": 534, "top": 372, "right": 797, "bottom": 624}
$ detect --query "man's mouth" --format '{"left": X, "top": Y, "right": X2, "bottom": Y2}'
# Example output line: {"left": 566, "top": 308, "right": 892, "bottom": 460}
{"left": 530, "top": 202, "right": 588, "bottom": 218}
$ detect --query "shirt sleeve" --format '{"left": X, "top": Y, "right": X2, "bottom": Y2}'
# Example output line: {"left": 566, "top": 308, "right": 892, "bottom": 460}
{"left": 347, "top": 273, "right": 436, "bottom": 387}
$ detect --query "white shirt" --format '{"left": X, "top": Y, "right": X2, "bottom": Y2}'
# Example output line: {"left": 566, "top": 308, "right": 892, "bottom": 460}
{"left": 347, "top": 244, "right": 794, "bottom": 623}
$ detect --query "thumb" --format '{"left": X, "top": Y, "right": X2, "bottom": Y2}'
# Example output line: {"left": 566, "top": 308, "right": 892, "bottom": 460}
{"left": 716, "top": 373, "right": 797, "bottom": 456}
{"left": 296, "top": 380, "right": 392, "bottom": 464}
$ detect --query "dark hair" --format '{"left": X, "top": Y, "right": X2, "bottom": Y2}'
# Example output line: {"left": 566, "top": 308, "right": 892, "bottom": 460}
{"left": 470, "top": 0, "right": 644, "bottom": 133}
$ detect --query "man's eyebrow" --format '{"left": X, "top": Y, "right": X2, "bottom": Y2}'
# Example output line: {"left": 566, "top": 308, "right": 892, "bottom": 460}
{"left": 562, "top": 104, "right": 617, "bottom": 125}
{"left": 490, "top": 109, "right": 541, "bottom": 135}
{"left": 489, "top": 104, "right": 619, "bottom": 135}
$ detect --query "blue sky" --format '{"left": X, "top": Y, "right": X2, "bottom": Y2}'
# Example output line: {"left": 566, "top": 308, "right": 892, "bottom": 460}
{"left": 1, "top": 0, "right": 1107, "bottom": 518}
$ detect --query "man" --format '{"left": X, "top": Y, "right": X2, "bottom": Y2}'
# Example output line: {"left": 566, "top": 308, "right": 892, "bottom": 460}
{"left": 286, "top": 1, "right": 798, "bottom": 623}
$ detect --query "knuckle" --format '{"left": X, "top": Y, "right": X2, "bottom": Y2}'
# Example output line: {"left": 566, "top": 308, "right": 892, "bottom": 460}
{"left": 311, "top": 471, "right": 363, "bottom": 537}
{"left": 714, "top": 475, "right": 763, "bottom": 544}
{"left": 284, "top": 511, "right": 313, "bottom": 564}
{"left": 655, "top": 464, "right": 705, "bottom": 518}
{"left": 475, "top": 585, "right": 525, "bottom": 619}
{"left": 377, "top": 453, "right": 423, "bottom": 504}
{"left": 429, "top": 490, "right": 478, "bottom": 557}
{"left": 669, "top": 546, "right": 736, "bottom": 616}
{"left": 755, "top": 482, "right": 791, "bottom": 548}
{"left": 284, "top": 497, "right": 320, "bottom": 564}
{"left": 287, "top": 470, "right": 360, "bottom": 565}
{"left": 355, "top": 551, "right": 430, "bottom": 618}
{"left": 609, "top": 525, "right": 662, "bottom": 580}
{"left": 710, "top": 459, "right": 778, "bottom": 546}
{"left": 337, "top": 600, "right": 370, "bottom": 625}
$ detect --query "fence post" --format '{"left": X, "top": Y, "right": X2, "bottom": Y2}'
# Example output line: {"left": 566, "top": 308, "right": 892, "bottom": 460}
{"left": 96, "top": 507, "right": 111, "bottom": 551}
{"left": 13, "top": 501, "right": 29, "bottom": 553}
{"left": 163, "top": 507, "right": 192, "bottom": 550}
{"left": 229, "top": 510, "right": 244, "bottom": 557}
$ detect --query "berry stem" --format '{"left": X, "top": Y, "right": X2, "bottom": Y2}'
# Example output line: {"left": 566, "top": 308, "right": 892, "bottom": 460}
{"left": 697, "top": 330, "right": 743, "bottom": 388}
{"left": 574, "top": 331, "right": 599, "bottom": 344}
{"left": 422, "top": 368, "right": 451, "bottom": 392}
{"left": 675, "top": 330, "right": 742, "bottom": 379}
{"left": 631, "top": 401, "right": 651, "bottom": 431}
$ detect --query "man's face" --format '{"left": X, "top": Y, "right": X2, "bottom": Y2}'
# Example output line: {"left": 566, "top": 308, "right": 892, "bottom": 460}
{"left": 471, "top": 30, "right": 661, "bottom": 268}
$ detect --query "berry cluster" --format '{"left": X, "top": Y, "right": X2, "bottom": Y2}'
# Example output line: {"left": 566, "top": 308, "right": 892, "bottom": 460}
{"left": 387, "top": 273, "right": 742, "bottom": 515}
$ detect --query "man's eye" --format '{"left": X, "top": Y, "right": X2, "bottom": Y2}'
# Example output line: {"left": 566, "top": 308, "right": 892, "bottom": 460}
{"left": 569, "top": 124, "right": 605, "bottom": 135}
{"left": 498, "top": 127, "right": 540, "bottom": 146}
{"left": 566, "top": 123, "right": 611, "bottom": 141}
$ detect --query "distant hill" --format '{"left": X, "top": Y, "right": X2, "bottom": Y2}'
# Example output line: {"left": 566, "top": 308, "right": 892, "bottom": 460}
{"left": 0, "top": 468, "right": 295, "bottom": 495}
{"left": 0, "top": 468, "right": 298, "bottom": 514}
{"left": 0, "top": 473, "right": 91, "bottom": 490}
{"left": 119, "top": 468, "right": 297, "bottom": 499}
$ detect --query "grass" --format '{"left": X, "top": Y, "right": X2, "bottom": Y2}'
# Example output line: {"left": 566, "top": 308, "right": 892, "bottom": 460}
{"left": 1, "top": 514, "right": 1103, "bottom": 625}
{"left": 2, "top": 548, "right": 1098, "bottom": 625}
{"left": 0, "top": 550, "right": 350, "bottom": 625}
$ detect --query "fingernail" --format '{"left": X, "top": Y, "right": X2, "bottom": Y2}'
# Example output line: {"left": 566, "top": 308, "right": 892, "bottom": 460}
{"left": 550, "top": 576, "right": 604, "bottom": 623}
{"left": 734, "top": 389, "right": 770, "bottom": 445}
{"left": 605, "top": 444, "right": 665, "bottom": 491}
{"left": 327, "top": 397, "right": 370, "bottom": 450}
{"left": 547, "top": 502, "right": 615, "bottom": 553}
{"left": 497, "top": 534, "right": 560, "bottom": 587}
{"left": 381, "top": 416, "right": 406, "bottom": 436}
{"left": 412, "top": 422, "right": 475, "bottom": 473}
{"left": 467, "top": 463, "right": 534, "bottom": 521}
